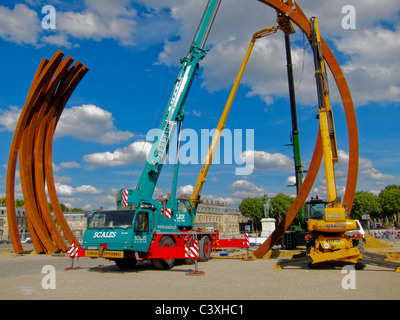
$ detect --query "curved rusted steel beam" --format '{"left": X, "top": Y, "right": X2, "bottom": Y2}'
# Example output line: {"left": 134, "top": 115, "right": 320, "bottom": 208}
{"left": 32, "top": 58, "right": 74, "bottom": 252}
{"left": 253, "top": 0, "right": 359, "bottom": 258}
{"left": 6, "top": 51, "right": 64, "bottom": 253}
{"left": 44, "top": 62, "right": 88, "bottom": 248}
{"left": 20, "top": 102, "right": 59, "bottom": 253}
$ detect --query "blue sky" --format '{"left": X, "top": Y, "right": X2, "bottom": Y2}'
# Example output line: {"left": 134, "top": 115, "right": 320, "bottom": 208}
{"left": 0, "top": 0, "right": 399, "bottom": 210}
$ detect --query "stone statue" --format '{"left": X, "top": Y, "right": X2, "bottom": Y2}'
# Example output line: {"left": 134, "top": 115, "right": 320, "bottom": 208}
{"left": 263, "top": 193, "right": 273, "bottom": 218}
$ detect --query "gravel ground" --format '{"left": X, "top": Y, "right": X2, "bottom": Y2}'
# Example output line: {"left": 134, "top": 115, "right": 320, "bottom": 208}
{"left": 0, "top": 251, "right": 399, "bottom": 300}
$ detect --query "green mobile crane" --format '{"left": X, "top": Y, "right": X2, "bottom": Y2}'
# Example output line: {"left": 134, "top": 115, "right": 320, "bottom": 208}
{"left": 81, "top": 0, "right": 249, "bottom": 270}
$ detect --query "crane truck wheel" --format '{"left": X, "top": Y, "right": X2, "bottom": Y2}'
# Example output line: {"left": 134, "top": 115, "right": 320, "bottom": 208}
{"left": 115, "top": 258, "right": 137, "bottom": 269}
{"left": 199, "top": 236, "right": 211, "bottom": 262}
{"left": 152, "top": 236, "right": 175, "bottom": 269}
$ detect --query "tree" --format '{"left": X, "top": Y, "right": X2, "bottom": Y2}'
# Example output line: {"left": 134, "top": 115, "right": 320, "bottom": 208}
{"left": 270, "top": 193, "right": 294, "bottom": 223}
{"left": 15, "top": 199, "right": 24, "bottom": 207}
{"left": 0, "top": 198, "right": 25, "bottom": 207}
{"left": 351, "top": 191, "right": 381, "bottom": 220}
{"left": 379, "top": 185, "right": 400, "bottom": 227}
{"left": 239, "top": 197, "right": 264, "bottom": 223}
{"left": 60, "top": 203, "right": 69, "bottom": 212}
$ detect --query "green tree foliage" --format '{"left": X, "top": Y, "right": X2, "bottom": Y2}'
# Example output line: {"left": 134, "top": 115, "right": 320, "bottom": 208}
{"left": 379, "top": 184, "right": 400, "bottom": 225}
{"left": 0, "top": 198, "right": 25, "bottom": 207}
{"left": 1, "top": 197, "right": 84, "bottom": 212}
{"left": 270, "top": 193, "right": 294, "bottom": 222}
{"left": 60, "top": 203, "right": 69, "bottom": 212}
{"left": 238, "top": 197, "right": 264, "bottom": 222}
{"left": 351, "top": 191, "right": 381, "bottom": 220}
{"left": 238, "top": 194, "right": 294, "bottom": 224}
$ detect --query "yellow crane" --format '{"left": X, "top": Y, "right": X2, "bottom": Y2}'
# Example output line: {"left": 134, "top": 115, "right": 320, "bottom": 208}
{"left": 295, "top": 17, "right": 362, "bottom": 266}
{"left": 190, "top": 26, "right": 278, "bottom": 209}
{"left": 273, "top": 17, "right": 398, "bottom": 272}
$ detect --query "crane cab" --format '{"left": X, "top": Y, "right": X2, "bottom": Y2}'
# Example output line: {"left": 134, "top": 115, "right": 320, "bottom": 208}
{"left": 306, "top": 197, "right": 357, "bottom": 233}
{"left": 82, "top": 208, "right": 154, "bottom": 253}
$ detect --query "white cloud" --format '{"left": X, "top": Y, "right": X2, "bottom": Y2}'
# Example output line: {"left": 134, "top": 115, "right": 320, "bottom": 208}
{"left": 2, "top": 0, "right": 400, "bottom": 109}
{"left": 0, "top": 1, "right": 138, "bottom": 47}
{"left": 311, "top": 149, "right": 395, "bottom": 199}
{"left": 53, "top": 162, "right": 81, "bottom": 172}
{"left": 56, "top": 104, "right": 134, "bottom": 144}
{"left": 55, "top": 182, "right": 75, "bottom": 196}
{"left": 57, "top": 0, "right": 137, "bottom": 46}
{"left": 177, "top": 184, "right": 194, "bottom": 195}
{"left": 149, "top": 0, "right": 400, "bottom": 107}
{"left": 335, "top": 149, "right": 393, "bottom": 181}
{"left": 83, "top": 140, "right": 152, "bottom": 169}
{"left": 335, "top": 26, "right": 400, "bottom": 105}
{"left": 41, "top": 34, "right": 75, "bottom": 48}
{"left": 0, "top": 105, "right": 20, "bottom": 131}
{"left": 0, "top": 4, "right": 40, "bottom": 45}
{"left": 192, "top": 110, "right": 202, "bottom": 117}
{"left": 198, "top": 179, "right": 265, "bottom": 207}
{"left": 55, "top": 182, "right": 101, "bottom": 196}
{"left": 75, "top": 185, "right": 101, "bottom": 194}
{"left": 0, "top": 104, "right": 133, "bottom": 144}
{"left": 241, "top": 150, "right": 293, "bottom": 173}
{"left": 231, "top": 179, "right": 265, "bottom": 198}
{"left": 285, "top": 175, "right": 296, "bottom": 186}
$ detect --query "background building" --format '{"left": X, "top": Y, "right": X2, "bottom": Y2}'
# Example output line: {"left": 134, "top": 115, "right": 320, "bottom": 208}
{"left": 0, "top": 205, "right": 29, "bottom": 242}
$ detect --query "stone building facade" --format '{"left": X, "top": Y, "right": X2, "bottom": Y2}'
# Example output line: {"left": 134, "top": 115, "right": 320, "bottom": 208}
{"left": 0, "top": 205, "right": 29, "bottom": 242}
{"left": 194, "top": 200, "right": 244, "bottom": 236}
{"left": 0, "top": 205, "right": 87, "bottom": 243}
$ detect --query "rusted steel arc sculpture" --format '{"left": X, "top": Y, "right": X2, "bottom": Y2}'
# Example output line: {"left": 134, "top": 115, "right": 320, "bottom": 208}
{"left": 253, "top": 0, "right": 359, "bottom": 258}
{"left": 6, "top": 50, "right": 88, "bottom": 254}
{"left": 20, "top": 57, "right": 74, "bottom": 253}
{"left": 6, "top": 52, "right": 64, "bottom": 254}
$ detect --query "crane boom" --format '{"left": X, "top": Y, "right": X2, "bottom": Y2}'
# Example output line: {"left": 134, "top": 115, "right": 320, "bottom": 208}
{"left": 117, "top": 0, "right": 221, "bottom": 208}
{"left": 309, "top": 17, "right": 339, "bottom": 204}
{"left": 190, "top": 26, "right": 278, "bottom": 208}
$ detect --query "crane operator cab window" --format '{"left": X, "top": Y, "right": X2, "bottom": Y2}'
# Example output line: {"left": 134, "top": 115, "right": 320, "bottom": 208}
{"left": 177, "top": 198, "right": 192, "bottom": 214}
{"left": 308, "top": 202, "right": 326, "bottom": 220}
{"left": 134, "top": 211, "right": 149, "bottom": 232}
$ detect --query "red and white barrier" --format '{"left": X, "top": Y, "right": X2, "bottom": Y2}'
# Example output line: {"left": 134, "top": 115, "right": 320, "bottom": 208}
{"left": 186, "top": 238, "right": 204, "bottom": 276}
{"left": 161, "top": 208, "right": 172, "bottom": 219}
{"left": 121, "top": 188, "right": 128, "bottom": 208}
{"left": 65, "top": 242, "right": 85, "bottom": 270}
{"left": 185, "top": 238, "right": 199, "bottom": 259}
{"left": 244, "top": 231, "right": 249, "bottom": 248}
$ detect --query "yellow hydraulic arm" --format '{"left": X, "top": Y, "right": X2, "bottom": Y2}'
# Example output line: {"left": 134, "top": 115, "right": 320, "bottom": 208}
{"left": 309, "top": 17, "right": 339, "bottom": 205}
{"left": 190, "top": 26, "right": 278, "bottom": 209}
{"left": 308, "top": 17, "right": 355, "bottom": 230}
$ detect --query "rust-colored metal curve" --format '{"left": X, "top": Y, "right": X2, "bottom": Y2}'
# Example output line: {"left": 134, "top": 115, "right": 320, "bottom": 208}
{"left": 32, "top": 57, "right": 75, "bottom": 252}
{"left": 44, "top": 63, "right": 89, "bottom": 247}
{"left": 6, "top": 50, "right": 88, "bottom": 254}
{"left": 253, "top": 0, "right": 359, "bottom": 258}
{"left": 6, "top": 52, "right": 64, "bottom": 253}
